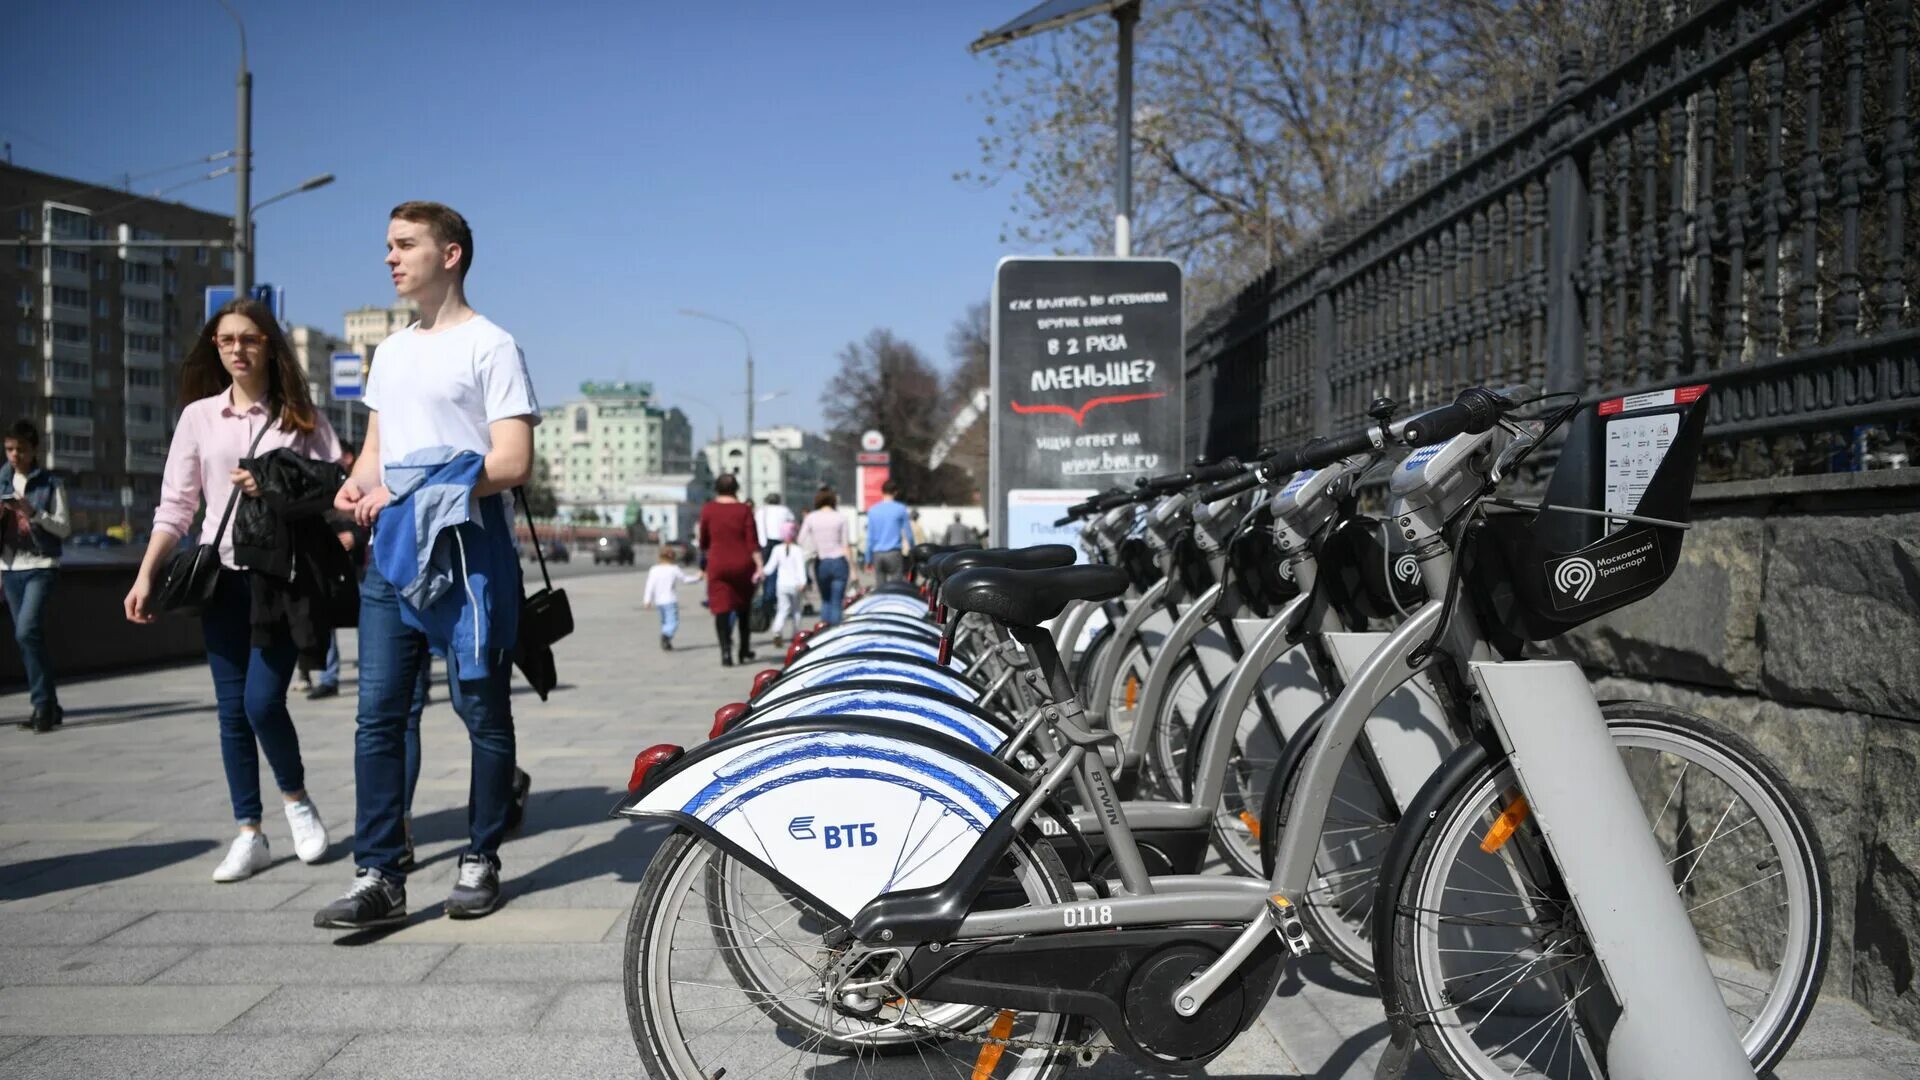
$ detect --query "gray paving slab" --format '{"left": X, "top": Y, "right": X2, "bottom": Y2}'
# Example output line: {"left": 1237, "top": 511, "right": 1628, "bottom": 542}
{"left": 55, "top": 881, "right": 310, "bottom": 912}
{"left": 0, "top": 1035, "right": 35, "bottom": 1061}
{"left": 0, "top": 985, "right": 274, "bottom": 1035}
{"left": 424, "top": 942, "right": 626, "bottom": 983}
{"left": 0, "top": 945, "right": 193, "bottom": 986}
{"left": 0, "top": 1034, "right": 347, "bottom": 1079}
{"left": 147, "top": 943, "right": 454, "bottom": 985}
{"left": 223, "top": 983, "right": 559, "bottom": 1034}
{"left": 534, "top": 981, "right": 623, "bottom": 1033}
{"left": 307, "top": 1033, "right": 640, "bottom": 1078}
{"left": 100, "top": 910, "right": 330, "bottom": 946}
{"left": 0, "top": 910, "right": 148, "bottom": 946}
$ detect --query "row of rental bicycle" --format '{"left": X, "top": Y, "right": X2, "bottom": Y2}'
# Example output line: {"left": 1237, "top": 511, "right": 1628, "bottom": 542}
{"left": 611, "top": 384, "right": 1829, "bottom": 1080}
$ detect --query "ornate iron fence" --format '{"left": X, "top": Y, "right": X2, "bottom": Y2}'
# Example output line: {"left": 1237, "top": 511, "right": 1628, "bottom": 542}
{"left": 1185, "top": 0, "right": 1918, "bottom": 475}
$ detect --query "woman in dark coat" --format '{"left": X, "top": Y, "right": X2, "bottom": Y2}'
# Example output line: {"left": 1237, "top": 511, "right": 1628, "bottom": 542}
{"left": 696, "top": 473, "right": 763, "bottom": 665}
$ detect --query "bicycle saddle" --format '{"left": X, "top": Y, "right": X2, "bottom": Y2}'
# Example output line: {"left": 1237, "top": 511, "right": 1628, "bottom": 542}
{"left": 941, "top": 564, "right": 1129, "bottom": 627}
{"left": 927, "top": 544, "right": 1078, "bottom": 586}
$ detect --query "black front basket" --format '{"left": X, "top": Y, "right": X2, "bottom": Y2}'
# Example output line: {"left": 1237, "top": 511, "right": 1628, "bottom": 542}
{"left": 1466, "top": 384, "right": 1711, "bottom": 648}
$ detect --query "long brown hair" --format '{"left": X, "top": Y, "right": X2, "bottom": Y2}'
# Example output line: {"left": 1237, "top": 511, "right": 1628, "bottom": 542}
{"left": 181, "top": 298, "right": 318, "bottom": 433}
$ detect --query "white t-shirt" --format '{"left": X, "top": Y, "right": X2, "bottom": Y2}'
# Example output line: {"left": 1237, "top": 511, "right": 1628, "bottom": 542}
{"left": 764, "top": 542, "right": 809, "bottom": 594}
{"left": 756, "top": 503, "right": 795, "bottom": 546}
{"left": 365, "top": 314, "right": 540, "bottom": 477}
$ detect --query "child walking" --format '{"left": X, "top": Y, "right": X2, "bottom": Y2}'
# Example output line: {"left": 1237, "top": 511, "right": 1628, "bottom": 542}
{"left": 643, "top": 545, "right": 703, "bottom": 650}
{"left": 764, "top": 523, "right": 810, "bottom": 646}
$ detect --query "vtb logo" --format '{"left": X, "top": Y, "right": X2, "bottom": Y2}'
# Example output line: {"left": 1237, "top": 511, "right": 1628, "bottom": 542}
{"left": 1553, "top": 556, "right": 1597, "bottom": 601}
{"left": 787, "top": 816, "right": 817, "bottom": 841}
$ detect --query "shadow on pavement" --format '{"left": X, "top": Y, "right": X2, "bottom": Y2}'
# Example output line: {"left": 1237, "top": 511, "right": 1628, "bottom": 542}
{"left": 509, "top": 816, "right": 674, "bottom": 901}
{"left": 0, "top": 839, "right": 219, "bottom": 899}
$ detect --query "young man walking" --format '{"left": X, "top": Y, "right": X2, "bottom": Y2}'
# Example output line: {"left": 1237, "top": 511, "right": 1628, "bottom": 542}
{"left": 315, "top": 202, "right": 538, "bottom": 929}
{"left": 1, "top": 421, "right": 70, "bottom": 733}
{"left": 863, "top": 479, "right": 911, "bottom": 585}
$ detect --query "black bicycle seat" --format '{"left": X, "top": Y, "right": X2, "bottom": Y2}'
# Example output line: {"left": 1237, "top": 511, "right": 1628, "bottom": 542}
{"left": 927, "top": 545, "right": 1078, "bottom": 586}
{"left": 941, "top": 565, "right": 1129, "bottom": 627}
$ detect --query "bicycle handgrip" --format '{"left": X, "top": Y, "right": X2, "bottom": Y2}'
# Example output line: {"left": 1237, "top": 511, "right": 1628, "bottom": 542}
{"left": 1196, "top": 467, "right": 1265, "bottom": 503}
{"left": 1185, "top": 458, "right": 1243, "bottom": 486}
{"left": 1400, "top": 387, "right": 1505, "bottom": 447}
{"left": 1296, "top": 428, "right": 1379, "bottom": 471}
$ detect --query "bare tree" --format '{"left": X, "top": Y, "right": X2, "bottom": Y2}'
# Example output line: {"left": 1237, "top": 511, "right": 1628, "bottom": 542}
{"left": 820, "top": 328, "right": 976, "bottom": 504}
{"left": 963, "top": 0, "right": 1634, "bottom": 315}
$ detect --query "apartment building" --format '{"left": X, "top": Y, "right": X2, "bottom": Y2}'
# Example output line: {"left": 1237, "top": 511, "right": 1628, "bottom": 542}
{"left": 534, "top": 381, "right": 695, "bottom": 521}
{"left": 3, "top": 163, "right": 233, "bottom": 532}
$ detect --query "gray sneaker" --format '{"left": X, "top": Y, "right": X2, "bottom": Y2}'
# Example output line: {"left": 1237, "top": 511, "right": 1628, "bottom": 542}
{"left": 314, "top": 869, "right": 407, "bottom": 930}
{"left": 445, "top": 854, "right": 501, "bottom": 919}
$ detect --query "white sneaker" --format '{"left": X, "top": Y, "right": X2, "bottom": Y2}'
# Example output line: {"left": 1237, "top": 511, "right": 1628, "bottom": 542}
{"left": 284, "top": 798, "right": 330, "bottom": 864}
{"left": 212, "top": 832, "right": 272, "bottom": 882}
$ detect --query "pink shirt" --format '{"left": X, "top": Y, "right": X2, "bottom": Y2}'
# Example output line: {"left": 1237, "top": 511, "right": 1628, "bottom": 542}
{"left": 797, "top": 507, "right": 850, "bottom": 559}
{"left": 152, "top": 388, "right": 343, "bottom": 569}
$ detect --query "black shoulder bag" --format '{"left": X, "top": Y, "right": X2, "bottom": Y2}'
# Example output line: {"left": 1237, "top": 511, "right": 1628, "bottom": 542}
{"left": 155, "top": 407, "right": 274, "bottom": 616}
{"left": 513, "top": 488, "right": 573, "bottom": 699}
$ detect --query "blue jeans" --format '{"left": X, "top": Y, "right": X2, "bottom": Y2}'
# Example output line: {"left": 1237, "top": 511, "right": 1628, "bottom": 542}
{"left": 354, "top": 561, "right": 514, "bottom": 883}
{"left": 658, "top": 601, "right": 679, "bottom": 640}
{"left": 201, "top": 570, "right": 306, "bottom": 825}
{"left": 318, "top": 631, "right": 340, "bottom": 689}
{"left": 404, "top": 660, "right": 430, "bottom": 815}
{"left": 815, "top": 557, "right": 849, "bottom": 625}
{"left": 2, "top": 568, "right": 57, "bottom": 709}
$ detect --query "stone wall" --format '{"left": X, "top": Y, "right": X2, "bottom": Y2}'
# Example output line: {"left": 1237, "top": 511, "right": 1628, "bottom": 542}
{"left": 1546, "top": 469, "right": 1920, "bottom": 1038}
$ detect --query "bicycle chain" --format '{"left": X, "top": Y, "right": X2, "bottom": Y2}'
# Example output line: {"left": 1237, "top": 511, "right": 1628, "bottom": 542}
{"left": 895, "top": 1010, "right": 1108, "bottom": 1059}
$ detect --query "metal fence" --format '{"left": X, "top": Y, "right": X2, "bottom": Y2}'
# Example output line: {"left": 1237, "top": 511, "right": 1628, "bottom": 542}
{"left": 1185, "top": 0, "right": 1918, "bottom": 474}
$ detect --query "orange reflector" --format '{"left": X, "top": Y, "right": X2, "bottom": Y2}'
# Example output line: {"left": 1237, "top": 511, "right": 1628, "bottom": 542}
{"left": 1238, "top": 810, "right": 1262, "bottom": 841}
{"left": 1480, "top": 795, "right": 1531, "bottom": 854}
{"left": 972, "top": 1010, "right": 1016, "bottom": 1080}
{"left": 1124, "top": 675, "right": 1140, "bottom": 710}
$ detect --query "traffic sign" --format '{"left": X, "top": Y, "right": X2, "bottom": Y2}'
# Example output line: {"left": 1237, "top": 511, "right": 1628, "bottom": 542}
{"left": 331, "top": 353, "right": 365, "bottom": 400}
{"left": 204, "top": 283, "right": 286, "bottom": 325}
{"left": 860, "top": 429, "right": 886, "bottom": 452}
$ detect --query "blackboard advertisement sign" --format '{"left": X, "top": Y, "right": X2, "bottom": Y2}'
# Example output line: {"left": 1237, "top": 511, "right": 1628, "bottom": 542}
{"left": 990, "top": 257, "right": 1184, "bottom": 549}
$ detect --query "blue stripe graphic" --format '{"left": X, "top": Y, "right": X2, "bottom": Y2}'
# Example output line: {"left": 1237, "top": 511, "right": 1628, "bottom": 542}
{"left": 808, "top": 698, "right": 999, "bottom": 751}
{"left": 681, "top": 738, "right": 1009, "bottom": 823}
{"left": 701, "top": 768, "right": 987, "bottom": 832}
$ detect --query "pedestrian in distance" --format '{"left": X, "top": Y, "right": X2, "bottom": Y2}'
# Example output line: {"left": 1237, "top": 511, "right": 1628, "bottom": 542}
{"left": 763, "top": 521, "right": 810, "bottom": 645}
{"left": 754, "top": 492, "right": 793, "bottom": 607}
{"left": 796, "top": 488, "right": 851, "bottom": 625}
{"left": 314, "top": 201, "right": 539, "bottom": 929}
{"left": 123, "top": 298, "right": 343, "bottom": 882}
{"left": 864, "top": 478, "right": 911, "bottom": 585}
{"left": 941, "top": 513, "right": 980, "bottom": 547}
{"left": 643, "top": 543, "right": 703, "bottom": 650}
{"left": 2, "top": 420, "right": 71, "bottom": 733}
{"left": 697, "top": 473, "right": 763, "bottom": 666}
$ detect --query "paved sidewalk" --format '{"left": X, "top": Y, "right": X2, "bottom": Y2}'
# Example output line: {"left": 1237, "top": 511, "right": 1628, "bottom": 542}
{"left": 3, "top": 567, "right": 1916, "bottom": 1079}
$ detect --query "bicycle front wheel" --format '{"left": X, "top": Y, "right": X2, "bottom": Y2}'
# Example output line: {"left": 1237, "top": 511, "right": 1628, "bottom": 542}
{"left": 627, "top": 829, "right": 1084, "bottom": 1080}
{"left": 1386, "top": 705, "right": 1829, "bottom": 1078}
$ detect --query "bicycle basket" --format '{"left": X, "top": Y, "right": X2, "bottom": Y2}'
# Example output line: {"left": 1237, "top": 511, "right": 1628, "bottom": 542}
{"left": 1318, "top": 514, "right": 1425, "bottom": 626}
{"left": 1466, "top": 384, "right": 1711, "bottom": 645}
{"left": 1118, "top": 536, "right": 1163, "bottom": 592}
{"left": 1226, "top": 502, "right": 1301, "bottom": 618}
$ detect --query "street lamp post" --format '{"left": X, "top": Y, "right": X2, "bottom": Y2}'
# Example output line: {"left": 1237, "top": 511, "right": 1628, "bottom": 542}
{"left": 247, "top": 172, "right": 335, "bottom": 275}
{"left": 217, "top": 0, "right": 251, "bottom": 291}
{"left": 678, "top": 309, "right": 756, "bottom": 503}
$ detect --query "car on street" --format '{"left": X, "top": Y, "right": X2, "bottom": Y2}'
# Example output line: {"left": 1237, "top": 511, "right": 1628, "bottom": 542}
{"left": 529, "top": 538, "right": 569, "bottom": 563}
{"left": 594, "top": 535, "right": 635, "bottom": 565}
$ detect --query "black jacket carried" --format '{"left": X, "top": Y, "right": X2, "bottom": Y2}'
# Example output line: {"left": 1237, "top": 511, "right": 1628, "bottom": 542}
{"left": 236, "top": 448, "right": 357, "bottom": 665}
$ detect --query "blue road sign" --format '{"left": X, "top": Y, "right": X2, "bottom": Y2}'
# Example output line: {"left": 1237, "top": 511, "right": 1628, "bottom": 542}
{"left": 204, "top": 284, "right": 286, "bottom": 325}
{"left": 331, "top": 353, "right": 365, "bottom": 400}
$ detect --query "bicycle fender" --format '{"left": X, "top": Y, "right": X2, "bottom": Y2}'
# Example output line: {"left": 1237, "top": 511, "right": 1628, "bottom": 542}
{"left": 755, "top": 655, "right": 984, "bottom": 704}
{"left": 618, "top": 717, "right": 1029, "bottom": 925}
{"left": 786, "top": 634, "right": 959, "bottom": 671}
{"left": 735, "top": 686, "right": 1011, "bottom": 754}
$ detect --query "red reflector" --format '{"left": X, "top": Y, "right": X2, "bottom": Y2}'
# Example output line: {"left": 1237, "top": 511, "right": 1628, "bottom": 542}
{"left": 710, "top": 702, "right": 750, "bottom": 740}
{"left": 785, "top": 638, "right": 807, "bottom": 665}
{"left": 751, "top": 668, "right": 781, "bottom": 697}
{"left": 627, "top": 744, "right": 683, "bottom": 794}
{"left": 812, "top": 621, "right": 829, "bottom": 633}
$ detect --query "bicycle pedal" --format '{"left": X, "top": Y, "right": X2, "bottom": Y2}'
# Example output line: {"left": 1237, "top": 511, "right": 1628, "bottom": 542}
{"left": 1265, "top": 893, "right": 1312, "bottom": 958}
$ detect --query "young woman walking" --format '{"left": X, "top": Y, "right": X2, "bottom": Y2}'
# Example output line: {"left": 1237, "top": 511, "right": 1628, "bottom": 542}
{"left": 124, "top": 299, "right": 344, "bottom": 882}
{"left": 797, "top": 488, "right": 851, "bottom": 625}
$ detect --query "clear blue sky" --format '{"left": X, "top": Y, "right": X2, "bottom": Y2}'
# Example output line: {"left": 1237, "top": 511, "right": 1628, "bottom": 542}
{"left": 2, "top": 1, "right": 1061, "bottom": 445}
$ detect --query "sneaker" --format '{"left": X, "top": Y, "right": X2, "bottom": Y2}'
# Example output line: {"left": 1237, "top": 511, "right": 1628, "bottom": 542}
{"left": 396, "top": 815, "right": 416, "bottom": 872}
{"left": 284, "top": 798, "right": 330, "bottom": 863}
{"left": 212, "top": 832, "right": 272, "bottom": 882}
{"left": 313, "top": 868, "right": 407, "bottom": 929}
{"left": 660, "top": 634, "right": 673, "bottom": 651}
{"left": 739, "top": 648, "right": 757, "bottom": 662}
{"left": 505, "top": 768, "right": 532, "bottom": 833}
{"left": 445, "top": 854, "right": 501, "bottom": 919}
{"left": 305, "top": 683, "right": 339, "bottom": 700}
